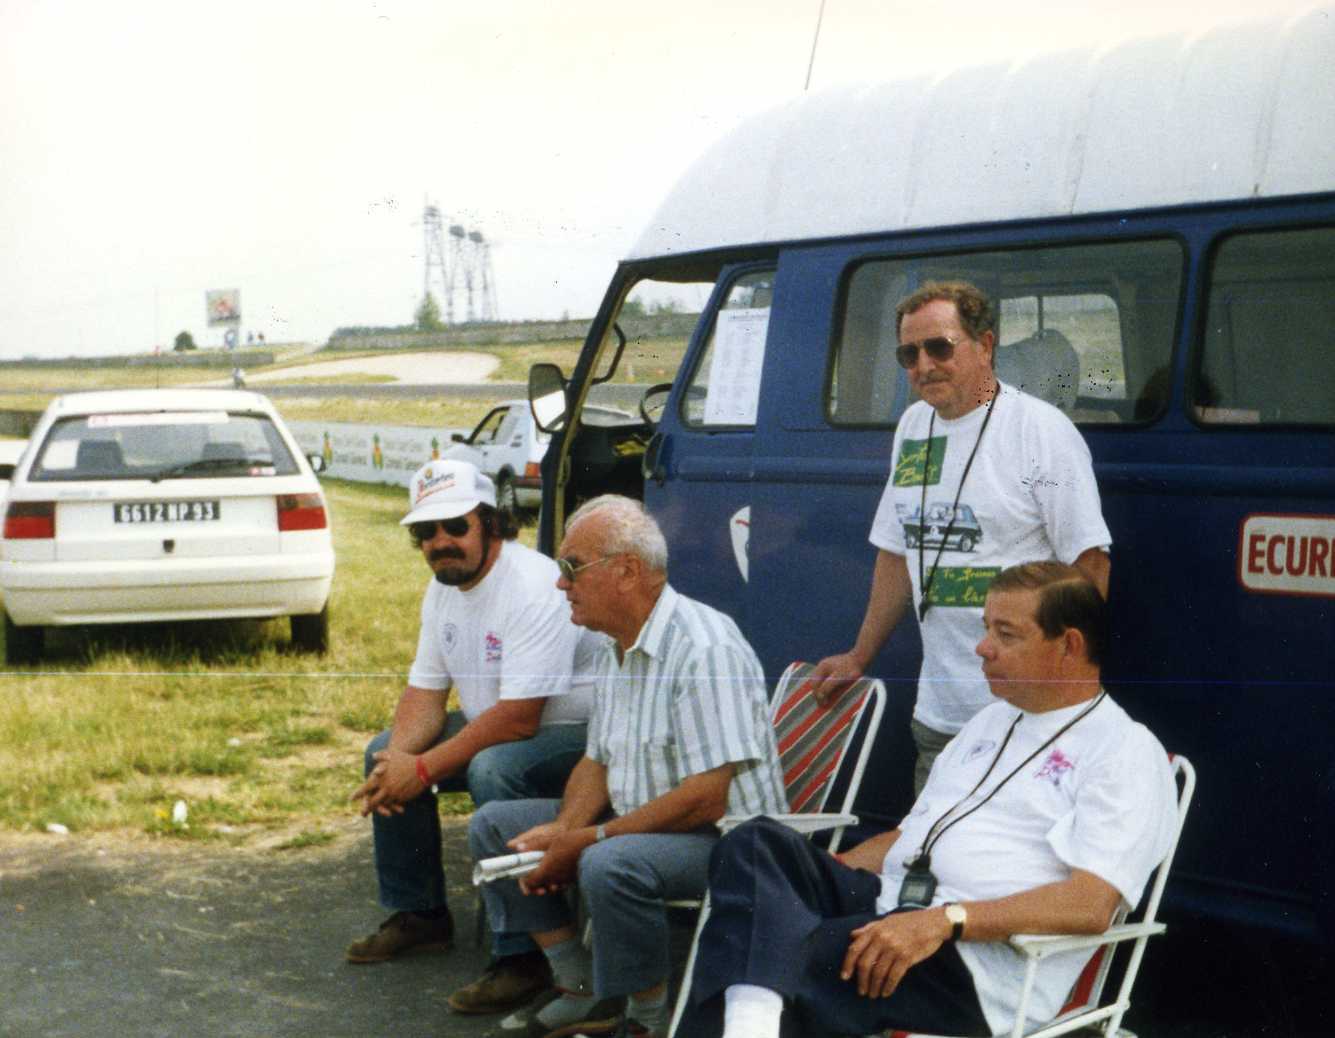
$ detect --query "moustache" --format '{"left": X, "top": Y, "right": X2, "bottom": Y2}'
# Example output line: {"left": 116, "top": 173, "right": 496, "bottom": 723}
{"left": 429, "top": 548, "right": 466, "bottom": 563}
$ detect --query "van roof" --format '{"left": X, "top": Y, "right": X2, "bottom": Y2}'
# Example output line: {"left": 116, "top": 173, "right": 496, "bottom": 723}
{"left": 629, "top": 5, "right": 1335, "bottom": 261}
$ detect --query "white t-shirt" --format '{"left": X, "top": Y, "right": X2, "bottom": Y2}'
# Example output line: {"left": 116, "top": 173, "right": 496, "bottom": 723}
{"left": 869, "top": 382, "right": 1111, "bottom": 733}
{"left": 876, "top": 694, "right": 1177, "bottom": 1035}
{"left": 407, "top": 540, "right": 598, "bottom": 726}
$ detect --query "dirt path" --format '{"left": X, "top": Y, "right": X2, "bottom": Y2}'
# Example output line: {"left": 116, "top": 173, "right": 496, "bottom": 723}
{"left": 197, "top": 350, "right": 500, "bottom": 387}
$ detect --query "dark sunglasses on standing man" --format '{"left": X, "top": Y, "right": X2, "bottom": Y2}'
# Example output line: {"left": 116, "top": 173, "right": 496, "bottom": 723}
{"left": 896, "top": 335, "right": 962, "bottom": 370}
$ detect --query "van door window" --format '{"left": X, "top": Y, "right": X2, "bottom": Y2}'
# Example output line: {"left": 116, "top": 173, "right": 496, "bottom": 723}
{"left": 828, "top": 239, "right": 1182, "bottom": 426}
{"left": 681, "top": 270, "right": 775, "bottom": 427}
{"left": 1198, "top": 226, "right": 1335, "bottom": 426}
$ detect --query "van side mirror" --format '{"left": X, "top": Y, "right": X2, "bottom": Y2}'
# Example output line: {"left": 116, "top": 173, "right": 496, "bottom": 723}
{"left": 451, "top": 432, "right": 465, "bottom": 443}
{"left": 306, "top": 453, "right": 327, "bottom": 474}
{"left": 529, "top": 363, "right": 568, "bottom": 434}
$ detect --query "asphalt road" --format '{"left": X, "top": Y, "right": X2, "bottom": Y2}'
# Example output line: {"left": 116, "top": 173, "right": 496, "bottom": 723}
{"left": 2, "top": 820, "right": 1330, "bottom": 1038}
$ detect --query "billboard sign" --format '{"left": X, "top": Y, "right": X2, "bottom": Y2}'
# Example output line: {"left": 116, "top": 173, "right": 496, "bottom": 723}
{"left": 205, "top": 289, "right": 241, "bottom": 326}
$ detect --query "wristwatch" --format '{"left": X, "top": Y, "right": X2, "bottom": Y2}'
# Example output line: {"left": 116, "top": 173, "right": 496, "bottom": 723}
{"left": 595, "top": 823, "right": 608, "bottom": 842}
{"left": 943, "top": 902, "right": 967, "bottom": 942}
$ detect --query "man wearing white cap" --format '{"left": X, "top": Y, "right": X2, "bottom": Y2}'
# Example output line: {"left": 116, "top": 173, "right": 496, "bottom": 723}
{"left": 347, "top": 459, "right": 601, "bottom": 1015}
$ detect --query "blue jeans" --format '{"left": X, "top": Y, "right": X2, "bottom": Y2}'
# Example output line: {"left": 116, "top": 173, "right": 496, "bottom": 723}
{"left": 365, "top": 715, "right": 586, "bottom": 958}
{"left": 470, "top": 798, "right": 718, "bottom": 998}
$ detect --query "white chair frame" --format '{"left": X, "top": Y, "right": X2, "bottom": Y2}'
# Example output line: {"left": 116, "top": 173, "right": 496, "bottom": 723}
{"left": 666, "top": 663, "right": 887, "bottom": 1038}
{"left": 890, "top": 754, "right": 1196, "bottom": 1038}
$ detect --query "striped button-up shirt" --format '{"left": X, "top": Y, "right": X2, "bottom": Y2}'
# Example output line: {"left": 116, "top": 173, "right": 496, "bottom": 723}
{"left": 587, "top": 584, "right": 786, "bottom": 819}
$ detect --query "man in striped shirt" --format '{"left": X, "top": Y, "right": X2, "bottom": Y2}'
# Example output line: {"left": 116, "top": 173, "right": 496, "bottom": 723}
{"left": 456, "top": 495, "right": 786, "bottom": 1038}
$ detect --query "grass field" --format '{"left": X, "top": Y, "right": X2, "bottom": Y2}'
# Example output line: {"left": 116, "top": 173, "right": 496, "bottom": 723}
{"left": 0, "top": 335, "right": 690, "bottom": 427}
{"left": 0, "top": 478, "right": 498, "bottom": 844}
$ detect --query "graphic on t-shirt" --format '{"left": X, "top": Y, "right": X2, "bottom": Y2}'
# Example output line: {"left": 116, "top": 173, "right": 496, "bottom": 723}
{"left": 903, "top": 501, "right": 984, "bottom": 553}
{"left": 441, "top": 622, "right": 459, "bottom": 652}
{"left": 923, "top": 565, "right": 1001, "bottom": 608}
{"left": 1035, "top": 747, "right": 1076, "bottom": 788}
{"left": 484, "top": 631, "right": 503, "bottom": 662}
{"left": 892, "top": 436, "right": 947, "bottom": 487}
{"left": 964, "top": 739, "right": 998, "bottom": 763}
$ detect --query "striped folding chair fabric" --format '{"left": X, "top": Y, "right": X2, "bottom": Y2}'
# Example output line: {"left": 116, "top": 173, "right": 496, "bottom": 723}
{"left": 666, "top": 662, "right": 887, "bottom": 1037}
{"left": 773, "top": 661, "right": 886, "bottom": 847}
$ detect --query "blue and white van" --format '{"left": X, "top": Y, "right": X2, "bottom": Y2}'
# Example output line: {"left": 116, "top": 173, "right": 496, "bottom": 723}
{"left": 530, "top": 8, "right": 1335, "bottom": 945}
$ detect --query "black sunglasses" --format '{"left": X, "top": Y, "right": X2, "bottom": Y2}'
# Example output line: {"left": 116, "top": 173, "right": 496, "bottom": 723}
{"left": 410, "top": 516, "right": 471, "bottom": 541}
{"left": 895, "top": 335, "right": 961, "bottom": 370}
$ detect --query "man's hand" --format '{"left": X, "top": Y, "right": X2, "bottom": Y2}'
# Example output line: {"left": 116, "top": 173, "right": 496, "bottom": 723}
{"left": 807, "top": 652, "right": 866, "bottom": 706}
{"left": 841, "top": 908, "right": 949, "bottom": 999}
{"left": 508, "top": 820, "right": 569, "bottom": 855}
{"left": 350, "top": 747, "right": 427, "bottom": 818}
{"left": 517, "top": 827, "right": 594, "bottom": 896}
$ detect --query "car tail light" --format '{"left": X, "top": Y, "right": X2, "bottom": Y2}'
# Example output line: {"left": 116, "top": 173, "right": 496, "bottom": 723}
{"left": 4, "top": 501, "right": 55, "bottom": 539}
{"left": 524, "top": 462, "right": 541, "bottom": 479}
{"left": 277, "top": 493, "right": 327, "bottom": 531}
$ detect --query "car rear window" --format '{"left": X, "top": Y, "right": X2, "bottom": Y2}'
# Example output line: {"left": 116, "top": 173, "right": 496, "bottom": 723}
{"left": 28, "top": 411, "right": 300, "bottom": 482}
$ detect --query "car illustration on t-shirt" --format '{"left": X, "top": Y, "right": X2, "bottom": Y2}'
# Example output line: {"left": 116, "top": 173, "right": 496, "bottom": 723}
{"left": 902, "top": 502, "right": 984, "bottom": 553}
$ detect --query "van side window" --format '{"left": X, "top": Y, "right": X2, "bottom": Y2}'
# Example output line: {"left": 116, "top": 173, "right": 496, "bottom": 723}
{"left": 681, "top": 271, "right": 775, "bottom": 427}
{"left": 1197, "top": 227, "right": 1335, "bottom": 426}
{"left": 828, "top": 240, "right": 1183, "bottom": 426}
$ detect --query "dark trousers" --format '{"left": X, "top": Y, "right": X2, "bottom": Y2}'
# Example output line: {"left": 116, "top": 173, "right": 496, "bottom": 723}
{"left": 682, "top": 816, "right": 990, "bottom": 1038}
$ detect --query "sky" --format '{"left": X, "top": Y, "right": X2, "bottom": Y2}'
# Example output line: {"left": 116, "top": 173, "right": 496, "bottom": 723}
{"left": 0, "top": 0, "right": 1319, "bottom": 359}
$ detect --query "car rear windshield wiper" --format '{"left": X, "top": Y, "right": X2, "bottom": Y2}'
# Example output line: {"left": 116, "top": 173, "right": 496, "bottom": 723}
{"left": 149, "top": 457, "right": 255, "bottom": 482}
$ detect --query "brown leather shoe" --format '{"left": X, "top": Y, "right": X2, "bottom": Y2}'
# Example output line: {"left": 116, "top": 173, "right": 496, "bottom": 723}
{"left": 447, "top": 950, "right": 553, "bottom": 1014}
{"left": 344, "top": 909, "right": 454, "bottom": 963}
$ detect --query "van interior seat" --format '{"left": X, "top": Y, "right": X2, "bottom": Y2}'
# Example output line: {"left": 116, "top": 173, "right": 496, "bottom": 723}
{"left": 995, "top": 328, "right": 1079, "bottom": 412}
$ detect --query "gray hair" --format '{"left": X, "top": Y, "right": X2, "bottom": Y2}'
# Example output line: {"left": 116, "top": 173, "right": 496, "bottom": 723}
{"left": 566, "top": 495, "right": 668, "bottom": 573}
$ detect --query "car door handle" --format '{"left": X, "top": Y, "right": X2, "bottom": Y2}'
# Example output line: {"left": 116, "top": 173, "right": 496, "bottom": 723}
{"left": 642, "top": 431, "right": 667, "bottom": 487}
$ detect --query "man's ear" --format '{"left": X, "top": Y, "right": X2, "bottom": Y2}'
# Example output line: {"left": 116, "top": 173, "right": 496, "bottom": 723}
{"left": 1061, "top": 626, "right": 1086, "bottom": 662}
{"left": 979, "top": 328, "right": 996, "bottom": 367}
{"left": 615, "top": 552, "right": 641, "bottom": 586}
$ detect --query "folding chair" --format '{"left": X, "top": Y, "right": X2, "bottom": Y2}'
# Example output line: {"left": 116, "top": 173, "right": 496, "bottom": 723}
{"left": 666, "top": 661, "right": 887, "bottom": 1037}
{"left": 884, "top": 754, "right": 1196, "bottom": 1038}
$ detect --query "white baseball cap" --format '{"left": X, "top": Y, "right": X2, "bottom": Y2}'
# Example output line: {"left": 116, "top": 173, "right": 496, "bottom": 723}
{"left": 401, "top": 459, "right": 496, "bottom": 525}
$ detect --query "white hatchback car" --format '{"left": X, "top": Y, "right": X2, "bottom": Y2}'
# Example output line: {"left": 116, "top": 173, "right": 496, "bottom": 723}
{"left": 441, "top": 399, "right": 633, "bottom": 512}
{"left": 0, "top": 389, "right": 334, "bottom": 664}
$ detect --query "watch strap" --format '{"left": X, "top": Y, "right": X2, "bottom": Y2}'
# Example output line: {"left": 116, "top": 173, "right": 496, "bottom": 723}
{"left": 944, "top": 902, "right": 966, "bottom": 942}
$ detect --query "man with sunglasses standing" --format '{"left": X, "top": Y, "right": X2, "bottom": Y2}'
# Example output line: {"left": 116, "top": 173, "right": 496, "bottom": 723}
{"left": 347, "top": 459, "right": 600, "bottom": 1017}
{"left": 458, "top": 495, "right": 786, "bottom": 1038}
{"left": 813, "top": 280, "right": 1112, "bottom": 792}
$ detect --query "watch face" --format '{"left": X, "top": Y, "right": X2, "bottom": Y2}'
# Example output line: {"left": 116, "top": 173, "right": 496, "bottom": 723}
{"left": 945, "top": 903, "right": 967, "bottom": 925}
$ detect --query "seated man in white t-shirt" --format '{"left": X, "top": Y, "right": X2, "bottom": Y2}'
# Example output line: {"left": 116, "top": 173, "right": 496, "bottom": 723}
{"left": 347, "top": 460, "right": 602, "bottom": 1017}
{"left": 682, "top": 561, "right": 1178, "bottom": 1038}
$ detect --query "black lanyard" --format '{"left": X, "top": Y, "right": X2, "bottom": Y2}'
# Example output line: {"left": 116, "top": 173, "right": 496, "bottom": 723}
{"left": 917, "top": 385, "right": 999, "bottom": 621}
{"left": 909, "top": 691, "right": 1107, "bottom": 869}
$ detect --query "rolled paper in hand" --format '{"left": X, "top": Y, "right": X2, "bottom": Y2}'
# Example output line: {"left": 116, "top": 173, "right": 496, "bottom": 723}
{"left": 472, "top": 850, "right": 544, "bottom": 885}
